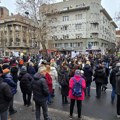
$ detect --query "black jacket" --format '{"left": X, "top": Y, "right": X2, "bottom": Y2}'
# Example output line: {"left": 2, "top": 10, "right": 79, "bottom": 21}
{"left": 18, "top": 71, "right": 33, "bottom": 94}
{"left": 116, "top": 71, "right": 120, "bottom": 95}
{"left": 110, "top": 67, "right": 119, "bottom": 87}
{"left": 32, "top": 73, "right": 49, "bottom": 103}
{"left": 83, "top": 64, "right": 93, "bottom": 82}
{"left": 94, "top": 67, "right": 106, "bottom": 84}
{"left": 0, "top": 77, "right": 13, "bottom": 113}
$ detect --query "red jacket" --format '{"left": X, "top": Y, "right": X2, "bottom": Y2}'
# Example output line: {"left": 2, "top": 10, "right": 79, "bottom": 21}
{"left": 68, "top": 75, "right": 86, "bottom": 101}
{"left": 45, "top": 73, "right": 53, "bottom": 93}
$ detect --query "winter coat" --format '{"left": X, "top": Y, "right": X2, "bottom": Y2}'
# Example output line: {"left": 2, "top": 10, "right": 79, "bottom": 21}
{"left": 50, "top": 67, "right": 58, "bottom": 89}
{"left": 60, "top": 69, "right": 69, "bottom": 96}
{"left": 0, "top": 77, "right": 13, "bottom": 113}
{"left": 94, "top": 67, "right": 106, "bottom": 84}
{"left": 18, "top": 71, "right": 33, "bottom": 94}
{"left": 116, "top": 71, "right": 120, "bottom": 95}
{"left": 11, "top": 66, "right": 18, "bottom": 84}
{"left": 83, "top": 64, "right": 93, "bottom": 83}
{"left": 110, "top": 67, "right": 119, "bottom": 87}
{"left": 68, "top": 75, "right": 86, "bottom": 100}
{"left": 2, "top": 73, "right": 17, "bottom": 95}
{"left": 27, "top": 66, "right": 36, "bottom": 77}
{"left": 32, "top": 73, "right": 49, "bottom": 103}
{"left": 45, "top": 73, "right": 53, "bottom": 93}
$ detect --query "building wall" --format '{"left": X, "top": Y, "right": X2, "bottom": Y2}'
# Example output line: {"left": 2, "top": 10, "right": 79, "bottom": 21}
{"left": 0, "top": 14, "right": 40, "bottom": 56}
{"left": 46, "top": 0, "right": 117, "bottom": 54}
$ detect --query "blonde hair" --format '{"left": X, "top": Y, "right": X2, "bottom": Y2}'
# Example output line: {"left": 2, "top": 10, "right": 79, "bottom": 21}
{"left": 38, "top": 66, "right": 46, "bottom": 73}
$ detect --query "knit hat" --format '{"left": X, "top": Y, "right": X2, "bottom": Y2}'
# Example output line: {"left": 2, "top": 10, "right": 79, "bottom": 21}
{"left": 75, "top": 69, "right": 81, "bottom": 75}
{"left": 3, "top": 68, "right": 10, "bottom": 74}
{"left": 21, "top": 66, "right": 27, "bottom": 72}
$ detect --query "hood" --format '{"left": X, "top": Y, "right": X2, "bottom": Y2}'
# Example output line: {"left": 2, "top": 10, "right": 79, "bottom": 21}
{"left": 34, "top": 72, "right": 44, "bottom": 80}
{"left": 84, "top": 64, "right": 91, "bottom": 69}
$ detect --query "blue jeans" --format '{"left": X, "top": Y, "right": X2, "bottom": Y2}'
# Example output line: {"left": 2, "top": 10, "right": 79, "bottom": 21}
{"left": 111, "top": 86, "right": 116, "bottom": 102}
{"left": 86, "top": 82, "right": 91, "bottom": 96}
{"left": 0, "top": 111, "right": 8, "bottom": 120}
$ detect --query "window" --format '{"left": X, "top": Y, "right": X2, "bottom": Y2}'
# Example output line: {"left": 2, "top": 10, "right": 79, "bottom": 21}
{"left": 52, "top": 36, "right": 58, "bottom": 40}
{"left": 61, "top": 25, "right": 68, "bottom": 31}
{"left": 63, "top": 34, "right": 69, "bottom": 39}
{"left": 75, "top": 24, "right": 82, "bottom": 30}
{"left": 63, "top": 16, "right": 69, "bottom": 21}
{"left": 76, "top": 34, "right": 82, "bottom": 38}
{"left": 64, "top": 43, "right": 68, "bottom": 47}
{"left": 76, "top": 14, "right": 82, "bottom": 20}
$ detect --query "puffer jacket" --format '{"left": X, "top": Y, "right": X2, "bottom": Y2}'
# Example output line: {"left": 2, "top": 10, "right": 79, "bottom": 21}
{"left": 68, "top": 75, "right": 86, "bottom": 100}
{"left": 94, "top": 67, "right": 106, "bottom": 84}
{"left": 32, "top": 73, "right": 49, "bottom": 103}
{"left": 83, "top": 64, "right": 93, "bottom": 82}
{"left": 2, "top": 73, "right": 17, "bottom": 95}
{"left": 0, "top": 77, "right": 13, "bottom": 113}
{"left": 19, "top": 71, "right": 33, "bottom": 94}
{"left": 116, "top": 71, "right": 120, "bottom": 95}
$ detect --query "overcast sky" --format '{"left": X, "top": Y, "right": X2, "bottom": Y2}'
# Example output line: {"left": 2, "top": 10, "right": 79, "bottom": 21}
{"left": 0, "top": 0, "right": 120, "bottom": 26}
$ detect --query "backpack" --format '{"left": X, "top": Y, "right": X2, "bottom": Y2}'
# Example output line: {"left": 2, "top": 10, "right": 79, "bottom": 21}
{"left": 60, "top": 74, "right": 68, "bottom": 87}
{"left": 72, "top": 77, "right": 83, "bottom": 97}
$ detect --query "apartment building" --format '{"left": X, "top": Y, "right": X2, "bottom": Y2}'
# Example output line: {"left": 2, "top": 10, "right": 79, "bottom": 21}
{"left": 0, "top": 7, "right": 40, "bottom": 56}
{"left": 45, "top": 0, "right": 117, "bottom": 54}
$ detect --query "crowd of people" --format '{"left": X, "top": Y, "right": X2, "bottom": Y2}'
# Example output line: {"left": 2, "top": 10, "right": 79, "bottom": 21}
{"left": 0, "top": 52, "right": 120, "bottom": 120}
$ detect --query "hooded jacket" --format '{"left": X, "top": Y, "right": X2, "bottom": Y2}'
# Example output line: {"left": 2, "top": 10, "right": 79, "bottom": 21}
{"left": 0, "top": 77, "right": 13, "bottom": 113}
{"left": 32, "top": 73, "right": 49, "bottom": 103}
{"left": 18, "top": 71, "right": 33, "bottom": 94}
{"left": 68, "top": 75, "right": 86, "bottom": 100}
{"left": 83, "top": 64, "right": 93, "bottom": 82}
{"left": 94, "top": 67, "right": 106, "bottom": 84}
{"left": 2, "top": 69, "right": 17, "bottom": 95}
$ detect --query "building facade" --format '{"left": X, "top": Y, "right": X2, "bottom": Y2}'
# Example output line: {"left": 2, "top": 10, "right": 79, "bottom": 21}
{"left": 116, "top": 30, "right": 120, "bottom": 52}
{"left": 45, "top": 0, "right": 117, "bottom": 54}
{"left": 0, "top": 7, "right": 40, "bottom": 57}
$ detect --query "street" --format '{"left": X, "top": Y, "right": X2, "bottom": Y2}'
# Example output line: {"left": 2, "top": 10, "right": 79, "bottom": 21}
{"left": 10, "top": 82, "right": 118, "bottom": 120}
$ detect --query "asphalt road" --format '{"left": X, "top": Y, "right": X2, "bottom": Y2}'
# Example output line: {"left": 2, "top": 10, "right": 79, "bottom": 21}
{"left": 12, "top": 82, "right": 118, "bottom": 120}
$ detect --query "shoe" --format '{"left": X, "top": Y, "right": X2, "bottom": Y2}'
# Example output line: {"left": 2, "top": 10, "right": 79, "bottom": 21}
{"left": 78, "top": 116, "right": 82, "bottom": 120}
{"left": 9, "top": 110, "right": 17, "bottom": 115}
{"left": 69, "top": 115, "right": 72, "bottom": 119}
{"left": 117, "top": 115, "right": 120, "bottom": 118}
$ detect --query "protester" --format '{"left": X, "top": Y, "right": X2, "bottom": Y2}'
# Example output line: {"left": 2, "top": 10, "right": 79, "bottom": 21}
{"left": 94, "top": 64, "right": 106, "bottom": 99}
{"left": 69, "top": 69, "right": 86, "bottom": 119}
{"left": 116, "top": 63, "right": 120, "bottom": 118}
{"left": 2, "top": 67, "right": 17, "bottom": 115}
{"left": 0, "top": 67, "right": 13, "bottom": 120}
{"left": 110, "top": 64, "right": 119, "bottom": 104}
{"left": 18, "top": 66, "right": 33, "bottom": 107}
{"left": 32, "top": 66, "right": 50, "bottom": 120}
{"left": 83, "top": 61, "right": 93, "bottom": 97}
{"left": 60, "top": 65, "right": 69, "bottom": 104}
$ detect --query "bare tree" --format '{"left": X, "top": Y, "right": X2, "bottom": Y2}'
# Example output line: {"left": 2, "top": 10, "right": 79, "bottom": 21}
{"left": 15, "top": 0, "right": 56, "bottom": 57}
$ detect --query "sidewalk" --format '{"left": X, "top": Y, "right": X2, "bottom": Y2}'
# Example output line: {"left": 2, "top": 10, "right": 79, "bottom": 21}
{"left": 10, "top": 101, "right": 101, "bottom": 120}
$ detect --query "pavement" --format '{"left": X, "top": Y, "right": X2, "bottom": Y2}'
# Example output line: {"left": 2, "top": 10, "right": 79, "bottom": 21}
{"left": 9, "top": 82, "right": 119, "bottom": 120}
